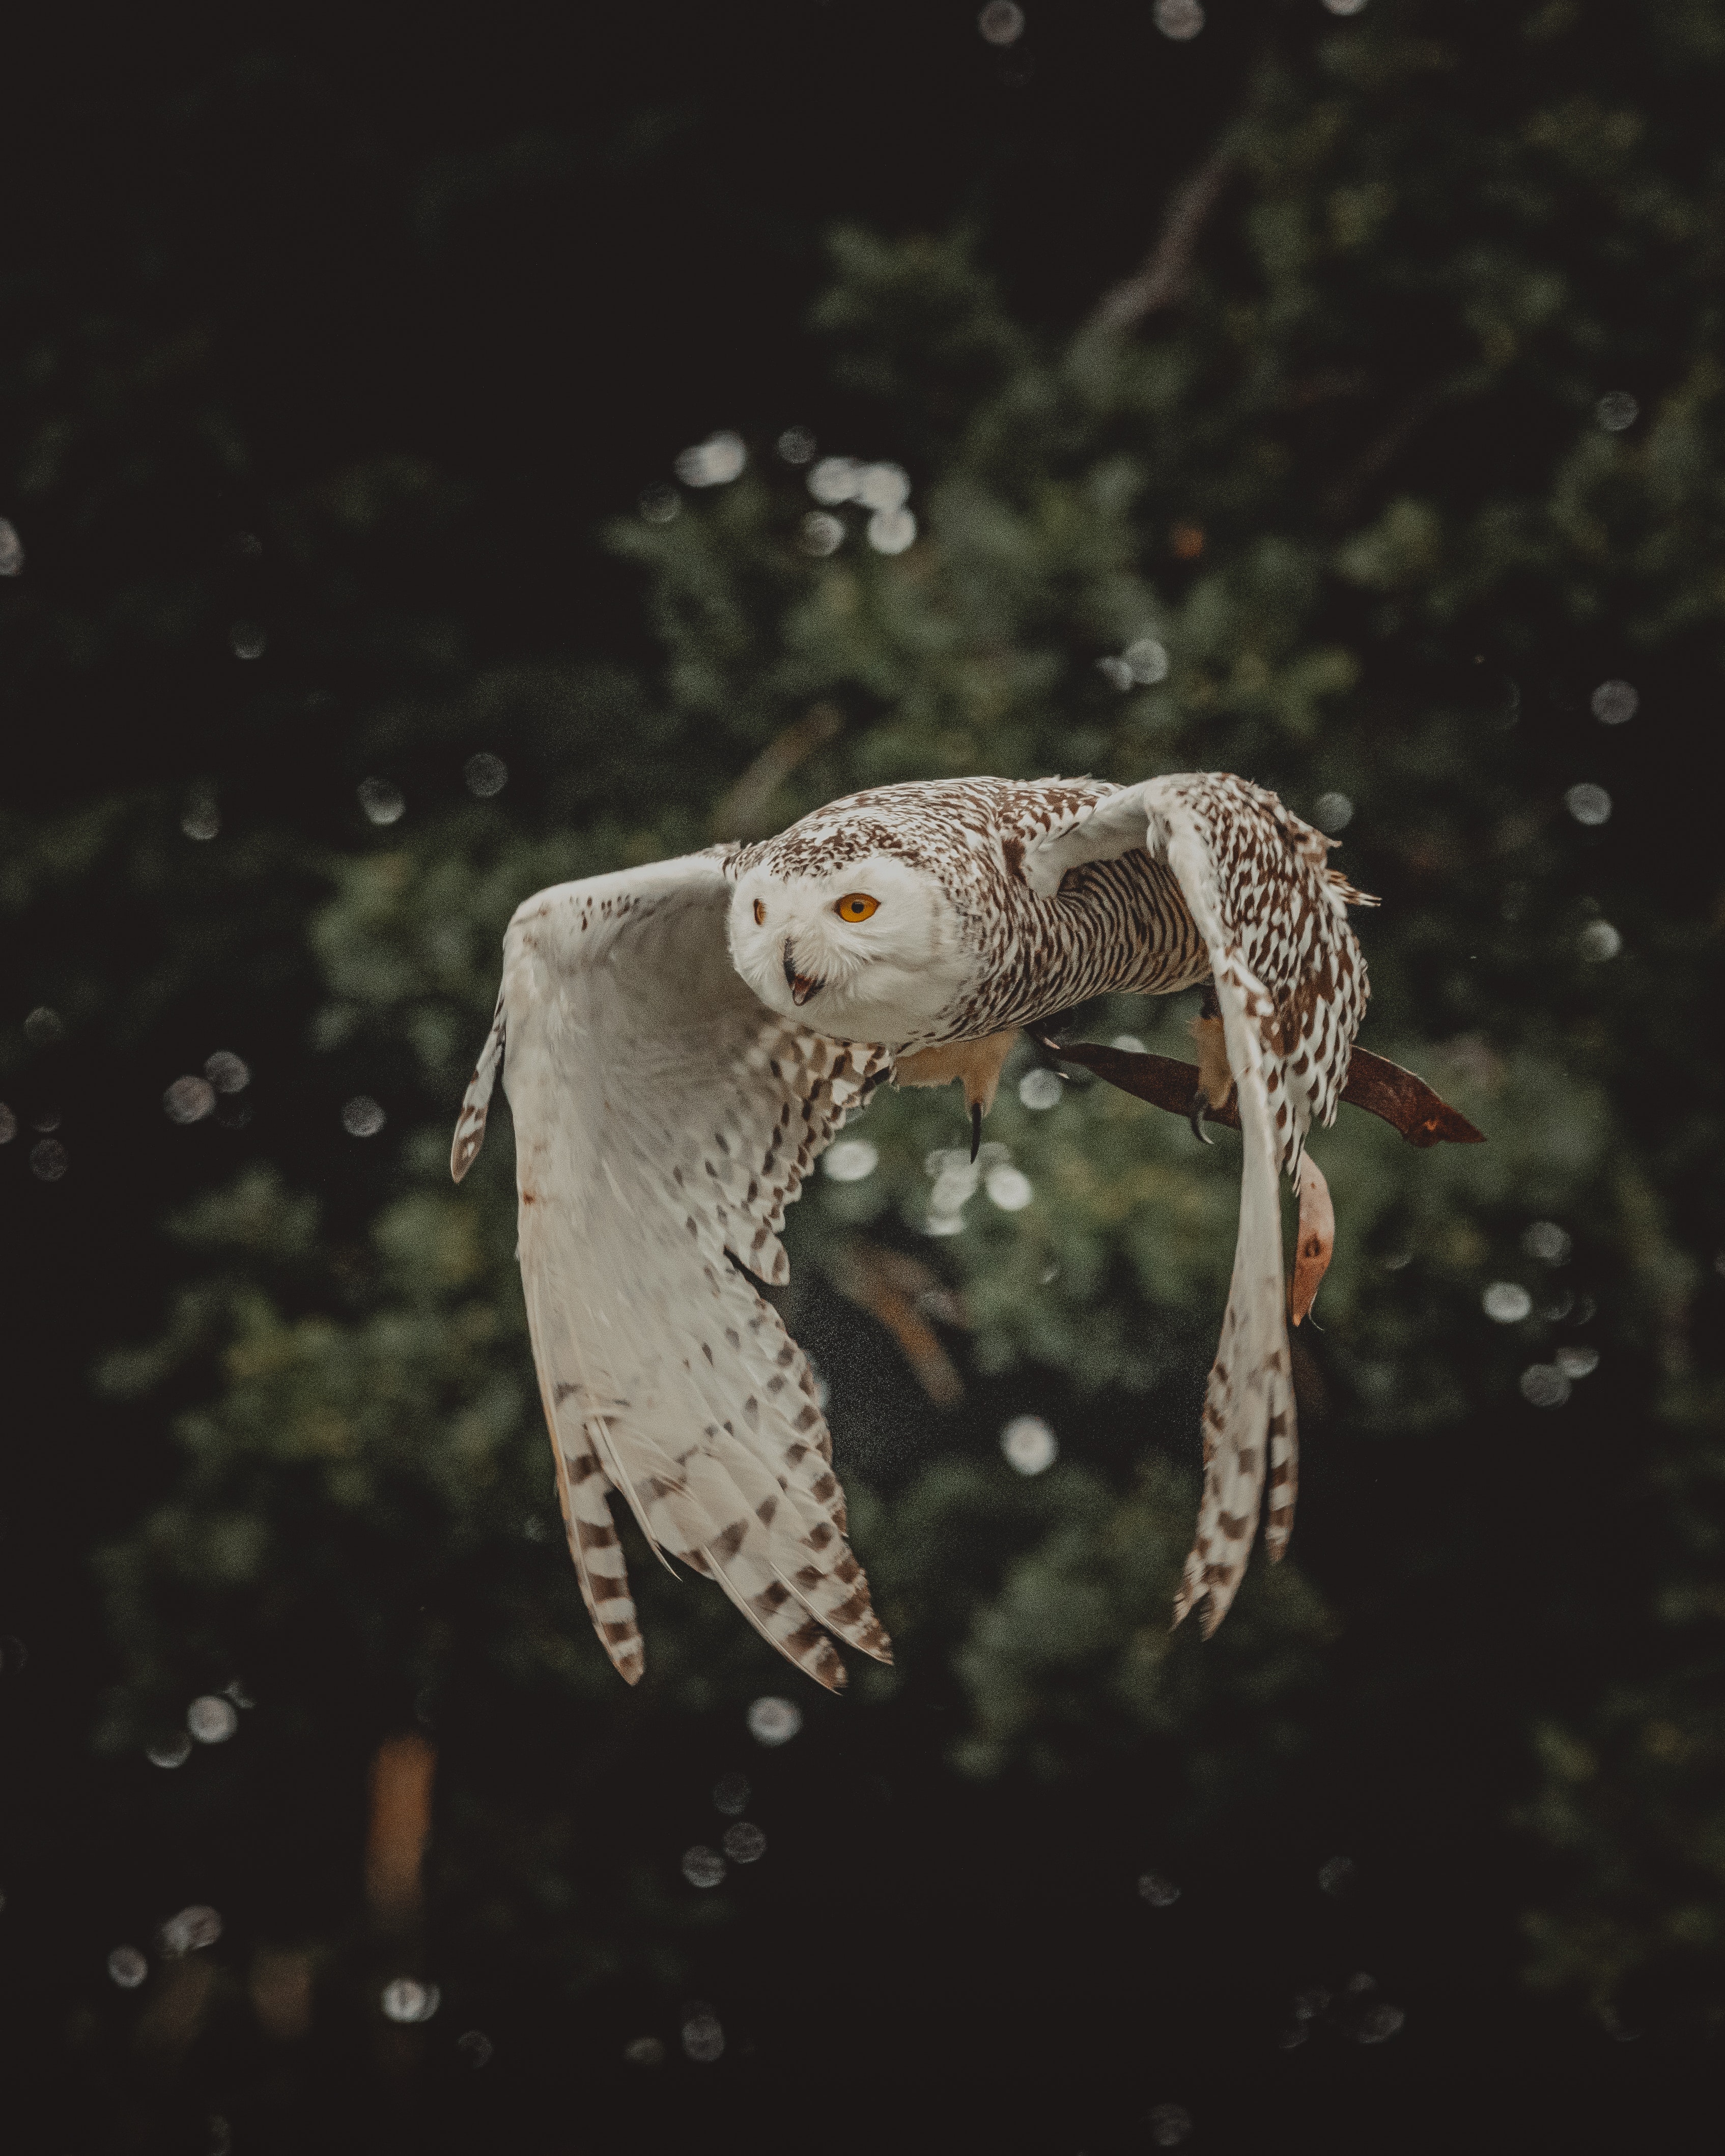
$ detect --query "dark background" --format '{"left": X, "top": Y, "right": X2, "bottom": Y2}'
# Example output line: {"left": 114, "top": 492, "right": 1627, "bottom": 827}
{"left": 4, "top": 3, "right": 1724, "bottom": 2150}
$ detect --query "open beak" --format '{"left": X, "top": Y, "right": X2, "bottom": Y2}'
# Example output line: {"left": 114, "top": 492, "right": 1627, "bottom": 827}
{"left": 782, "top": 939, "right": 822, "bottom": 1007}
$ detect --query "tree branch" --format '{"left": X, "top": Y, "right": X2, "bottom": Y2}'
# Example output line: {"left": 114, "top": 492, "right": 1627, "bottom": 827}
{"left": 1086, "top": 143, "right": 1239, "bottom": 335}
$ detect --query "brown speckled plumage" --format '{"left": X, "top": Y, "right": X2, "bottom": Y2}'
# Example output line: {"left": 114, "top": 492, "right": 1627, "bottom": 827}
{"left": 731, "top": 776, "right": 1214, "bottom": 1051}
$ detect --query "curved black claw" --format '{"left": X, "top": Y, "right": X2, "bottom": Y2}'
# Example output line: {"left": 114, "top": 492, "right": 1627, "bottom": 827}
{"left": 1187, "top": 1089, "right": 1214, "bottom": 1147}
{"left": 970, "top": 1102, "right": 983, "bottom": 1163}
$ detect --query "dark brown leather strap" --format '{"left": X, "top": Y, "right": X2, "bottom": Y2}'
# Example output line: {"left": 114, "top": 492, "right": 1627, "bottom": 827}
{"left": 1030, "top": 1036, "right": 1484, "bottom": 1148}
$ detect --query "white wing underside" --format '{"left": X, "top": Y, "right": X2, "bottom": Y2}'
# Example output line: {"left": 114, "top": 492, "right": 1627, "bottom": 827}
{"left": 453, "top": 854, "right": 893, "bottom": 1691}
{"left": 1027, "top": 772, "right": 1369, "bottom": 1632}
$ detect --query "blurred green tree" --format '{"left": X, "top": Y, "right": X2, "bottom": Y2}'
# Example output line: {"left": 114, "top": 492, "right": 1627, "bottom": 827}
{"left": 5, "top": 0, "right": 1725, "bottom": 2117}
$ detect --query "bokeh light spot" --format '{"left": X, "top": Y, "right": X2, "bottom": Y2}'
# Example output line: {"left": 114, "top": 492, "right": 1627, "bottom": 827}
{"left": 357, "top": 778, "right": 405, "bottom": 826}
{"left": 674, "top": 432, "right": 747, "bottom": 487}
{"left": 823, "top": 1139, "right": 878, "bottom": 1182}
{"left": 1591, "top": 679, "right": 1638, "bottom": 724}
{"left": 204, "top": 1052, "right": 250, "bottom": 1094}
{"left": 1001, "top": 1414, "right": 1057, "bottom": 1474}
{"left": 1523, "top": 1221, "right": 1572, "bottom": 1265}
{"left": 342, "top": 1095, "right": 387, "bottom": 1138}
{"left": 856, "top": 463, "right": 911, "bottom": 513}
{"left": 747, "top": 1695, "right": 802, "bottom": 1747}
{"left": 681, "top": 1845, "right": 726, "bottom": 1888}
{"left": 808, "top": 457, "right": 862, "bottom": 505}
{"left": 164, "top": 1076, "right": 216, "bottom": 1124}
{"left": 985, "top": 1164, "right": 1033, "bottom": 1211}
{"left": 1124, "top": 636, "right": 1169, "bottom": 685}
{"left": 867, "top": 507, "right": 917, "bottom": 555}
{"left": 682, "top": 2010, "right": 724, "bottom": 2062}
{"left": 978, "top": 3, "right": 1025, "bottom": 44}
{"left": 1019, "top": 1067, "right": 1063, "bottom": 1111}
{"left": 187, "top": 1695, "right": 239, "bottom": 1745}
{"left": 381, "top": 1977, "right": 440, "bottom": 2023}
{"left": 1154, "top": 0, "right": 1204, "bottom": 38}
{"left": 30, "top": 1138, "right": 68, "bottom": 1181}
{"left": 158, "top": 1906, "right": 222, "bottom": 1955}
{"left": 1520, "top": 1364, "right": 1571, "bottom": 1407}
{"left": 1319, "top": 1854, "right": 1359, "bottom": 1896}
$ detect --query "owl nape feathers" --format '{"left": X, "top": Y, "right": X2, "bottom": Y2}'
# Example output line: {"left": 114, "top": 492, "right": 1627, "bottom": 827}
{"left": 451, "top": 770, "right": 1480, "bottom": 1688}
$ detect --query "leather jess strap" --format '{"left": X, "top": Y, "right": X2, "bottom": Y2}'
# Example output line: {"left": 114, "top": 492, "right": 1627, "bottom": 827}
{"left": 1031, "top": 1036, "right": 1485, "bottom": 1149}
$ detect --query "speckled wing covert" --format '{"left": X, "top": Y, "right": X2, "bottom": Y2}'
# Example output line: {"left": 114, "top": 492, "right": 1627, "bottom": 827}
{"left": 451, "top": 854, "right": 893, "bottom": 1690}
{"left": 1026, "top": 771, "right": 1373, "bottom": 1634}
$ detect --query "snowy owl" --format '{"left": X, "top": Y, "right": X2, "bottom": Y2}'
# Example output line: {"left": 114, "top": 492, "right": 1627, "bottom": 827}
{"left": 452, "top": 771, "right": 1465, "bottom": 1690}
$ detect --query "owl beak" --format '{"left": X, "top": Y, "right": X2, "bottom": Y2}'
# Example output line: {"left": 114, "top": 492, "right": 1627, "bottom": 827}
{"left": 782, "top": 939, "right": 822, "bottom": 1006}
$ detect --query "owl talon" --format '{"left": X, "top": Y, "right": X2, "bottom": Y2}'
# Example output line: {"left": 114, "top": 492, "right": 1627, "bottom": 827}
{"left": 970, "top": 1102, "right": 983, "bottom": 1162}
{"left": 1188, "top": 1090, "right": 1214, "bottom": 1147}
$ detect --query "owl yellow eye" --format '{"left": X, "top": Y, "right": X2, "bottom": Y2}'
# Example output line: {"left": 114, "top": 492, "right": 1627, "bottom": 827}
{"left": 753, "top": 899, "right": 767, "bottom": 925}
{"left": 835, "top": 893, "right": 879, "bottom": 922}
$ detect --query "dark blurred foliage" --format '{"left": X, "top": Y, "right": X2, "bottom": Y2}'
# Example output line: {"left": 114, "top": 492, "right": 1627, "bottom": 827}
{"left": 3, "top": 3, "right": 1725, "bottom": 2151}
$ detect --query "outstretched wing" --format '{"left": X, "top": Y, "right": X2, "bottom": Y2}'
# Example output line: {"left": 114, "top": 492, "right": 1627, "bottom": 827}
{"left": 452, "top": 853, "right": 893, "bottom": 1691}
{"left": 1025, "top": 771, "right": 1372, "bottom": 1632}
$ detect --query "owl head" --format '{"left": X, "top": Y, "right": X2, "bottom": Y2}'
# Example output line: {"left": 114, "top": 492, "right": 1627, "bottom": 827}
{"left": 726, "top": 847, "right": 970, "bottom": 1044}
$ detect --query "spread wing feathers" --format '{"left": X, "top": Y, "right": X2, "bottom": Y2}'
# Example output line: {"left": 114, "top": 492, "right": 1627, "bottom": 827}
{"left": 1138, "top": 773, "right": 1371, "bottom": 1631}
{"left": 454, "top": 853, "right": 893, "bottom": 1690}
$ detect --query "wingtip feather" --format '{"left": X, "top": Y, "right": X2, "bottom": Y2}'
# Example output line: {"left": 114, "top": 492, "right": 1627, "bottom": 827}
{"left": 449, "top": 1123, "right": 483, "bottom": 1184}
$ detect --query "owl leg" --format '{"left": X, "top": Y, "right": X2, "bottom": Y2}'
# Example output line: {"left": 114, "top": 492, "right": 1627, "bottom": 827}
{"left": 1187, "top": 987, "right": 1234, "bottom": 1145}
{"left": 893, "top": 1031, "right": 1019, "bottom": 1159}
